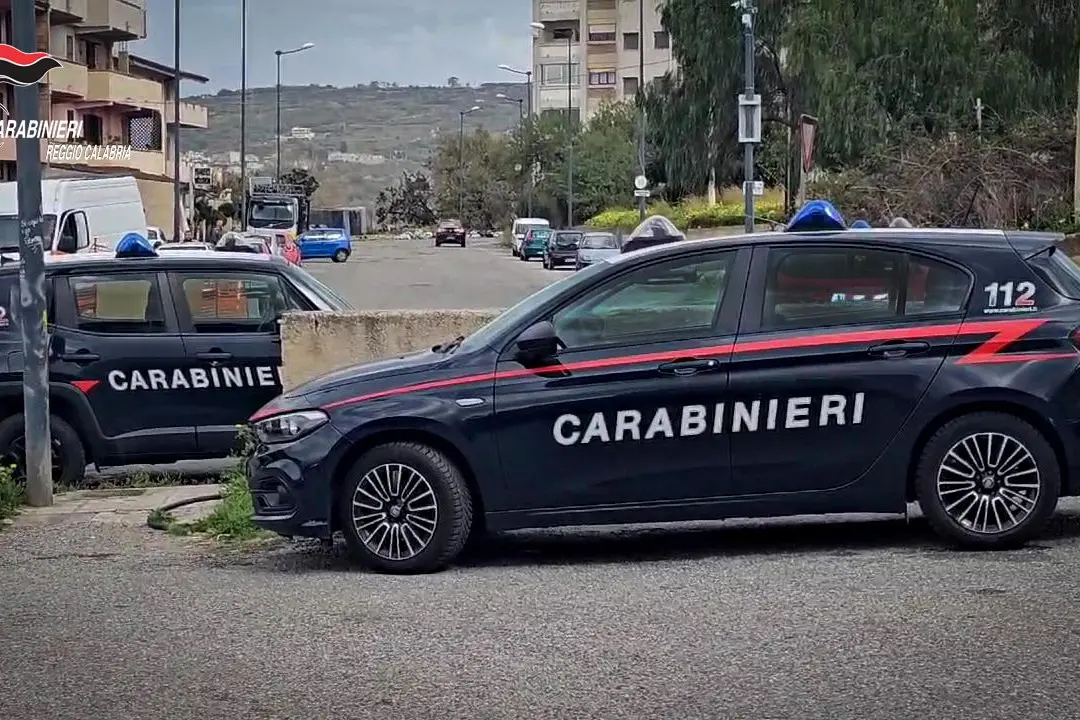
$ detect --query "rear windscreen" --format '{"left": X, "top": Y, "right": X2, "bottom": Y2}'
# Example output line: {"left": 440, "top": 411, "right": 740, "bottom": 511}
{"left": 1026, "top": 237, "right": 1080, "bottom": 300}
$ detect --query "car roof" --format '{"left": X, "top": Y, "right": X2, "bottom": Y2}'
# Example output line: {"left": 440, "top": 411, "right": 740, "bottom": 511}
{"left": 0, "top": 249, "right": 289, "bottom": 275}
{"left": 605, "top": 227, "right": 1031, "bottom": 266}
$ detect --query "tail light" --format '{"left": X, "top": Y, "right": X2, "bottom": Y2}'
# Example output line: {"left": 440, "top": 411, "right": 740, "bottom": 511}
{"left": 1070, "top": 327, "right": 1080, "bottom": 351}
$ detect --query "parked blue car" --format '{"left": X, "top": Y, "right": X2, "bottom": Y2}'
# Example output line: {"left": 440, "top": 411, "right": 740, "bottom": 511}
{"left": 297, "top": 227, "right": 351, "bottom": 262}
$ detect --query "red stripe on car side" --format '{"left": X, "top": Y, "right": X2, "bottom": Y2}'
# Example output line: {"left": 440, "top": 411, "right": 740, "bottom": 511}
{"left": 311, "top": 317, "right": 1058, "bottom": 413}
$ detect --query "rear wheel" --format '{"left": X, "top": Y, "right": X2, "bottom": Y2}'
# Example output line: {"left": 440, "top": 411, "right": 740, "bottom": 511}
{"left": 915, "top": 412, "right": 1059, "bottom": 549}
{"left": 332, "top": 248, "right": 349, "bottom": 262}
{"left": 339, "top": 442, "right": 474, "bottom": 574}
{"left": 0, "top": 413, "right": 86, "bottom": 488}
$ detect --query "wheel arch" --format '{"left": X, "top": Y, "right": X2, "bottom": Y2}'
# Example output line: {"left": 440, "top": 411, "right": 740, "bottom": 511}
{"left": 904, "top": 397, "right": 1069, "bottom": 502}
{"left": 0, "top": 382, "right": 100, "bottom": 462}
{"left": 328, "top": 424, "right": 487, "bottom": 535}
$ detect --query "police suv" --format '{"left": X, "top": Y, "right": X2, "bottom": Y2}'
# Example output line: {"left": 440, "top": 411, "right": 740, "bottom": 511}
{"left": 248, "top": 201, "right": 1080, "bottom": 573}
{"left": 0, "top": 243, "right": 350, "bottom": 486}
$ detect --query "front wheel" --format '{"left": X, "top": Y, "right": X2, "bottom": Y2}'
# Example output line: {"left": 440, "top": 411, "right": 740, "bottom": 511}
{"left": 915, "top": 412, "right": 1060, "bottom": 550}
{"left": 332, "top": 248, "right": 349, "bottom": 263}
{"left": 339, "top": 442, "right": 474, "bottom": 574}
{"left": 0, "top": 413, "right": 87, "bottom": 488}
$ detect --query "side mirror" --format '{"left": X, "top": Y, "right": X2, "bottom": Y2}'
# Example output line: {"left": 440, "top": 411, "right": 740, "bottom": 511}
{"left": 514, "top": 320, "right": 560, "bottom": 363}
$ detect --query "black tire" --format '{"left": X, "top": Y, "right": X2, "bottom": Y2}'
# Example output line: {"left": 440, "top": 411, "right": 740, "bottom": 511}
{"left": 915, "top": 412, "right": 1059, "bottom": 550}
{"left": 339, "top": 441, "right": 474, "bottom": 574}
{"left": 0, "top": 413, "right": 86, "bottom": 488}
{"left": 332, "top": 248, "right": 349, "bottom": 263}
{"left": 435, "top": 240, "right": 442, "bottom": 247}
{"left": 460, "top": 239, "right": 466, "bottom": 247}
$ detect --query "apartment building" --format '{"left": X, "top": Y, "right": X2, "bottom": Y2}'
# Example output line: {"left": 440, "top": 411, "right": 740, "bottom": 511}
{"left": 0, "top": 0, "right": 210, "bottom": 233}
{"left": 532, "top": 0, "right": 675, "bottom": 121}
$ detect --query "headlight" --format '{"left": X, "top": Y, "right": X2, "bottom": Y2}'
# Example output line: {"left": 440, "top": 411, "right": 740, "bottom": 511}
{"left": 252, "top": 410, "right": 328, "bottom": 444}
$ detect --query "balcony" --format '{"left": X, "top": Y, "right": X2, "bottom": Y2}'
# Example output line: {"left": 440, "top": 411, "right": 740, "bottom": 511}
{"left": 79, "top": 0, "right": 146, "bottom": 41}
{"left": 50, "top": 0, "right": 88, "bottom": 23}
{"left": 49, "top": 61, "right": 89, "bottom": 98}
{"left": 83, "top": 147, "right": 164, "bottom": 174}
{"left": 87, "top": 69, "right": 161, "bottom": 109}
{"left": 536, "top": 42, "right": 581, "bottom": 63}
{"left": 164, "top": 101, "right": 208, "bottom": 129}
{"left": 538, "top": 86, "right": 582, "bottom": 111}
{"left": 538, "top": 0, "right": 578, "bottom": 22}
{"left": 0, "top": 138, "right": 46, "bottom": 164}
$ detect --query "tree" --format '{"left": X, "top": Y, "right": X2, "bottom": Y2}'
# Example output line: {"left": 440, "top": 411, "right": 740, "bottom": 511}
{"left": 427, "top": 127, "right": 518, "bottom": 229}
{"left": 447, "top": 76, "right": 460, "bottom": 87}
{"left": 375, "top": 171, "right": 437, "bottom": 229}
{"left": 338, "top": 140, "right": 348, "bottom": 153}
{"left": 280, "top": 167, "right": 319, "bottom": 199}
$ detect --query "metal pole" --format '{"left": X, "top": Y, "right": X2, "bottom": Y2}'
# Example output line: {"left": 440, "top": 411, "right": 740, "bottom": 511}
{"left": 458, "top": 111, "right": 465, "bottom": 220}
{"left": 742, "top": 0, "right": 755, "bottom": 234}
{"left": 526, "top": 71, "right": 534, "bottom": 217}
{"left": 1073, "top": 46, "right": 1079, "bottom": 222}
{"left": 13, "top": 0, "right": 50, "bottom": 505}
{"left": 566, "top": 34, "right": 573, "bottom": 228}
{"left": 636, "top": 0, "right": 646, "bottom": 221}
{"left": 172, "top": 0, "right": 181, "bottom": 242}
{"left": 239, "top": 0, "right": 247, "bottom": 229}
{"left": 275, "top": 51, "right": 282, "bottom": 179}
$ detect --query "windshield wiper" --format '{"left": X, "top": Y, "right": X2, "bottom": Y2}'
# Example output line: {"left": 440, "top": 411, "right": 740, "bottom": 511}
{"left": 431, "top": 335, "right": 465, "bottom": 353}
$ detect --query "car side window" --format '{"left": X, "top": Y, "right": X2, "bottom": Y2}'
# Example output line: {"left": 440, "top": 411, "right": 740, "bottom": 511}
{"left": 173, "top": 272, "right": 295, "bottom": 333}
{"left": 66, "top": 273, "right": 165, "bottom": 334}
{"left": 903, "top": 255, "right": 970, "bottom": 315}
{"left": 552, "top": 252, "right": 734, "bottom": 348}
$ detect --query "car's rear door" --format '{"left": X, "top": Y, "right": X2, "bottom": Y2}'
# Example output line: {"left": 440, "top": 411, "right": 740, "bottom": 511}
{"left": 726, "top": 241, "right": 972, "bottom": 500}
{"left": 169, "top": 267, "right": 305, "bottom": 455}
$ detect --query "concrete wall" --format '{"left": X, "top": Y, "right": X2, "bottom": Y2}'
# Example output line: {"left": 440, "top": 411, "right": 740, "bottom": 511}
{"left": 279, "top": 309, "right": 502, "bottom": 390}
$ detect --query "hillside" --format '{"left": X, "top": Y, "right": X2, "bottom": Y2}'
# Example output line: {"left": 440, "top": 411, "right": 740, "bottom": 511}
{"left": 184, "top": 82, "right": 527, "bottom": 207}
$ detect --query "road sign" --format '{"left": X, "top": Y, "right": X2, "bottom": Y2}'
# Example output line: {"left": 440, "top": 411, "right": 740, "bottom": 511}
{"left": 193, "top": 166, "right": 212, "bottom": 190}
{"left": 743, "top": 180, "right": 764, "bottom": 196}
{"left": 634, "top": 175, "right": 647, "bottom": 190}
{"left": 634, "top": 189, "right": 650, "bottom": 198}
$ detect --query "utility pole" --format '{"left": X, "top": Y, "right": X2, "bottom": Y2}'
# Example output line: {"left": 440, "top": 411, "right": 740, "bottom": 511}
{"left": 1073, "top": 46, "right": 1079, "bottom": 222}
{"left": 525, "top": 70, "right": 534, "bottom": 217}
{"left": 566, "top": 33, "right": 574, "bottom": 228}
{"left": 458, "top": 110, "right": 465, "bottom": 220}
{"left": 275, "top": 50, "right": 282, "bottom": 179}
{"left": 172, "top": 0, "right": 181, "bottom": 242}
{"left": 737, "top": 0, "right": 759, "bottom": 234}
{"left": 13, "top": 0, "right": 51, "bottom": 505}
{"left": 636, "top": 0, "right": 646, "bottom": 221}
{"left": 239, "top": 0, "right": 247, "bottom": 229}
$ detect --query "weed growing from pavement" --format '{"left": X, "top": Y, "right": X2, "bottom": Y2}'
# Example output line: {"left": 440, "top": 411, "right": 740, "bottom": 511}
{"left": 0, "top": 464, "right": 24, "bottom": 525}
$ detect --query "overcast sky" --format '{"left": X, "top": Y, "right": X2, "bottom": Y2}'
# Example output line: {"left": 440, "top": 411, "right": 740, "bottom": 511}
{"left": 132, "top": 0, "right": 532, "bottom": 93}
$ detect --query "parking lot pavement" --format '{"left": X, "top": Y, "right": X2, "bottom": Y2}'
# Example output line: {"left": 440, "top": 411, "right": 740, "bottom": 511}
{"left": 3, "top": 503, "right": 1080, "bottom": 719}
{"left": 305, "top": 235, "right": 568, "bottom": 310}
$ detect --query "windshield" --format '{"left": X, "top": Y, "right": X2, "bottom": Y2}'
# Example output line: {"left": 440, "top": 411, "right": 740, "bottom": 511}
{"left": 458, "top": 261, "right": 607, "bottom": 352}
{"left": 554, "top": 232, "right": 582, "bottom": 247}
{"left": 439, "top": 219, "right": 462, "bottom": 228}
{"left": 288, "top": 266, "right": 353, "bottom": 310}
{"left": 526, "top": 230, "right": 551, "bottom": 244}
{"left": 248, "top": 201, "right": 297, "bottom": 229}
{"left": 581, "top": 233, "right": 618, "bottom": 249}
{"left": 0, "top": 214, "right": 56, "bottom": 251}
{"left": 515, "top": 221, "right": 548, "bottom": 235}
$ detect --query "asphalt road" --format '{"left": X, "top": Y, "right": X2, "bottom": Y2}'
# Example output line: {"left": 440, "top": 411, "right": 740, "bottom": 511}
{"left": 304, "top": 235, "right": 565, "bottom": 310}
{"left": 3, "top": 507, "right": 1080, "bottom": 719}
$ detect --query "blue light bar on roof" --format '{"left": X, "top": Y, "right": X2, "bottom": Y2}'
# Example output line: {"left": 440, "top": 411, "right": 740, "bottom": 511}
{"left": 850, "top": 219, "right": 871, "bottom": 229}
{"left": 115, "top": 232, "right": 157, "bottom": 258}
{"left": 785, "top": 200, "right": 847, "bottom": 232}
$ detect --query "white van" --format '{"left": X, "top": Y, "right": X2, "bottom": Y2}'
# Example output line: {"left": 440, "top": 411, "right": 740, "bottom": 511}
{"left": 510, "top": 217, "right": 550, "bottom": 257}
{"left": 0, "top": 176, "right": 147, "bottom": 255}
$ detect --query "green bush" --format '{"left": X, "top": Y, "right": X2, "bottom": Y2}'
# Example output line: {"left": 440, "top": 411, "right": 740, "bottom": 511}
{"left": 0, "top": 464, "right": 22, "bottom": 524}
{"left": 586, "top": 198, "right": 785, "bottom": 231}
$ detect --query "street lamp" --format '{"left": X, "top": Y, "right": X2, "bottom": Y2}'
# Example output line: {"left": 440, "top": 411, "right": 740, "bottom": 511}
{"left": 239, "top": 0, "right": 247, "bottom": 230}
{"left": 458, "top": 105, "right": 481, "bottom": 221}
{"left": 498, "top": 62, "right": 535, "bottom": 216}
{"left": 564, "top": 29, "right": 574, "bottom": 228}
{"left": 495, "top": 93, "right": 524, "bottom": 120}
{"left": 275, "top": 42, "right": 314, "bottom": 179}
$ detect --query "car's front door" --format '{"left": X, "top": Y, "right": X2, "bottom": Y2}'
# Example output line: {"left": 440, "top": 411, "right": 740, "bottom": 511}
{"left": 726, "top": 242, "right": 972, "bottom": 500}
{"left": 169, "top": 269, "right": 303, "bottom": 455}
{"left": 49, "top": 269, "right": 196, "bottom": 458}
{"left": 492, "top": 248, "right": 750, "bottom": 513}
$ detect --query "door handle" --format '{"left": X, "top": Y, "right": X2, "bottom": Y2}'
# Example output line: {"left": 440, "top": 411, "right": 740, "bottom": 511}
{"left": 57, "top": 351, "right": 99, "bottom": 364}
{"left": 867, "top": 341, "right": 930, "bottom": 359}
{"left": 195, "top": 351, "right": 233, "bottom": 362}
{"left": 657, "top": 358, "right": 721, "bottom": 376}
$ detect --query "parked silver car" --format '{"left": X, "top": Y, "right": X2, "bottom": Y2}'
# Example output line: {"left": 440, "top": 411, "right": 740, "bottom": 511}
{"left": 575, "top": 231, "right": 621, "bottom": 269}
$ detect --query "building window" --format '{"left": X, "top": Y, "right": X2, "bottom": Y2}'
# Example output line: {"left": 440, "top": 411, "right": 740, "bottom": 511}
{"left": 654, "top": 30, "right": 670, "bottom": 49}
{"left": 126, "top": 113, "right": 162, "bottom": 151}
{"left": 551, "top": 27, "right": 576, "bottom": 41}
{"left": 86, "top": 42, "right": 98, "bottom": 69}
{"left": 541, "top": 63, "right": 579, "bottom": 85}
{"left": 77, "top": 39, "right": 87, "bottom": 64}
{"left": 589, "top": 70, "right": 616, "bottom": 86}
{"left": 588, "top": 24, "right": 616, "bottom": 42}
{"left": 65, "top": 35, "right": 74, "bottom": 61}
{"left": 66, "top": 109, "right": 75, "bottom": 124}
{"left": 623, "top": 76, "right": 639, "bottom": 95}
{"left": 623, "top": 32, "right": 639, "bottom": 50}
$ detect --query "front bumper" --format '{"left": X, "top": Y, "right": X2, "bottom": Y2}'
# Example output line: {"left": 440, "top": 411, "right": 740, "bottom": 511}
{"left": 522, "top": 246, "right": 546, "bottom": 258}
{"left": 247, "top": 420, "right": 344, "bottom": 540}
{"left": 546, "top": 251, "right": 576, "bottom": 264}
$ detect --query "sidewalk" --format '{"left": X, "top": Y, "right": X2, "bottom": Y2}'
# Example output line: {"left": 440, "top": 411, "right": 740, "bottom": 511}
{"left": 12, "top": 484, "right": 224, "bottom": 527}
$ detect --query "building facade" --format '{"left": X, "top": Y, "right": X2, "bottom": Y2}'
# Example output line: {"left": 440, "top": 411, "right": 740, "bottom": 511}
{"left": 532, "top": 0, "right": 675, "bottom": 121}
{"left": 0, "top": 0, "right": 210, "bottom": 234}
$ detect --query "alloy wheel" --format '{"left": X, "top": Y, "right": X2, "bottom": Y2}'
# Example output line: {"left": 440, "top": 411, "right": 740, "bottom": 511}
{"left": 3, "top": 434, "right": 65, "bottom": 484}
{"left": 936, "top": 431, "right": 1040, "bottom": 534}
{"left": 351, "top": 462, "right": 438, "bottom": 561}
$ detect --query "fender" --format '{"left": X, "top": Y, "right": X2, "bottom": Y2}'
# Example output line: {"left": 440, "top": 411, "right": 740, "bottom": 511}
{"left": 0, "top": 380, "right": 108, "bottom": 458}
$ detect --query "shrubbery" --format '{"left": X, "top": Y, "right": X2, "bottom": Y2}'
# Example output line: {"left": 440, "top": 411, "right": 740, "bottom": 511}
{"left": 586, "top": 196, "right": 785, "bottom": 231}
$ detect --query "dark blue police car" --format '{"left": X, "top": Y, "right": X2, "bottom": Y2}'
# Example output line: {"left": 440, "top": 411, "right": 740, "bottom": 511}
{"left": 248, "top": 201, "right": 1080, "bottom": 573}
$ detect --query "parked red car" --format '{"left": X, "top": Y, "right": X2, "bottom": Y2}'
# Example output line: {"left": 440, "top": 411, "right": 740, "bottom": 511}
{"left": 274, "top": 232, "right": 303, "bottom": 266}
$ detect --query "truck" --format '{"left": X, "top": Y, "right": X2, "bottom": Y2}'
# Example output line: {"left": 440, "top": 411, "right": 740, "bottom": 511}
{"left": 307, "top": 206, "right": 370, "bottom": 237}
{"left": 244, "top": 179, "right": 310, "bottom": 241}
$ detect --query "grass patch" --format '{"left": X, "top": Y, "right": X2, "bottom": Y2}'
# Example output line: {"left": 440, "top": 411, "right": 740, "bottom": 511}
{"left": 0, "top": 465, "right": 24, "bottom": 526}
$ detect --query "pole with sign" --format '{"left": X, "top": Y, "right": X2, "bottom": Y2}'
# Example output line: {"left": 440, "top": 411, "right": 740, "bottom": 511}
{"left": 736, "top": 0, "right": 760, "bottom": 234}
{"left": 797, "top": 114, "right": 818, "bottom": 207}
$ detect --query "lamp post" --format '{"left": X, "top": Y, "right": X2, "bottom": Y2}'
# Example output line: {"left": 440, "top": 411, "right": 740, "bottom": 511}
{"left": 172, "top": 0, "right": 181, "bottom": 243}
{"left": 565, "top": 31, "right": 574, "bottom": 228}
{"left": 239, "top": 0, "right": 247, "bottom": 229}
{"left": 458, "top": 105, "right": 481, "bottom": 221}
{"left": 496, "top": 92, "right": 524, "bottom": 120}
{"left": 636, "top": 0, "right": 646, "bottom": 221}
{"left": 498, "top": 60, "right": 536, "bottom": 216}
{"left": 275, "top": 42, "right": 314, "bottom": 179}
